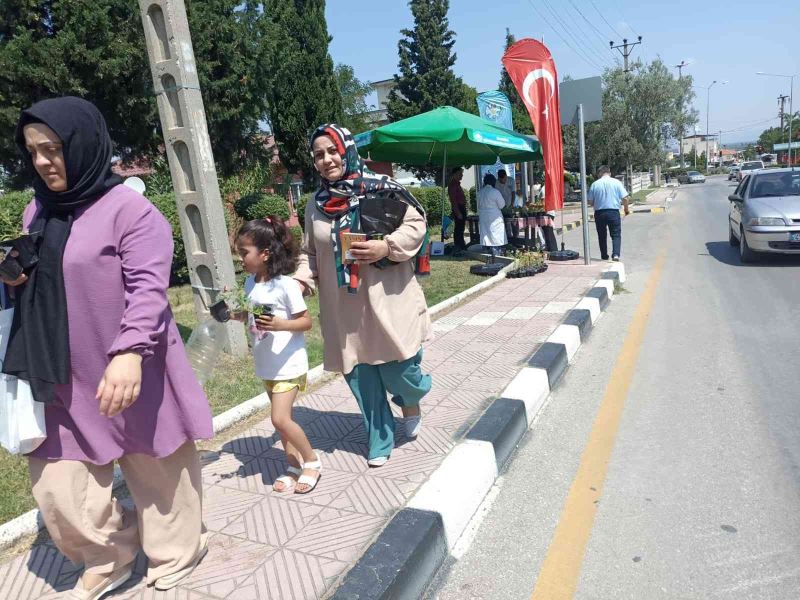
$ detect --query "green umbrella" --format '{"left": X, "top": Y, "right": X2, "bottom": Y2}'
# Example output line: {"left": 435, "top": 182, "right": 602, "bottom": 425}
{"left": 354, "top": 106, "right": 541, "bottom": 239}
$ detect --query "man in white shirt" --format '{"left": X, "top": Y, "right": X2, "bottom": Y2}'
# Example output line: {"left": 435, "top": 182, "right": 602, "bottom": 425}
{"left": 496, "top": 169, "right": 514, "bottom": 208}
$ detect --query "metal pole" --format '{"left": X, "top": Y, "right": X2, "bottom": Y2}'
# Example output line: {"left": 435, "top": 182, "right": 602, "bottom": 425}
{"left": 706, "top": 87, "right": 711, "bottom": 172}
{"left": 789, "top": 75, "right": 794, "bottom": 166}
{"left": 441, "top": 145, "right": 447, "bottom": 241}
{"left": 577, "top": 104, "right": 591, "bottom": 266}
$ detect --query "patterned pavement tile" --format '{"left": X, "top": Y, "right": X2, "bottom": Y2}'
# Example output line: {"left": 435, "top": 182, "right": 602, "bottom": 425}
{"left": 114, "top": 582, "right": 221, "bottom": 599}
{"left": 285, "top": 508, "right": 386, "bottom": 563}
{"left": 365, "top": 448, "right": 443, "bottom": 483}
{"left": 317, "top": 440, "right": 370, "bottom": 474}
{"left": 233, "top": 548, "right": 346, "bottom": 600}
{"left": 462, "top": 375, "right": 514, "bottom": 393}
{"left": 0, "top": 543, "right": 81, "bottom": 599}
{"left": 202, "top": 452, "right": 257, "bottom": 487}
{"left": 220, "top": 429, "right": 278, "bottom": 458}
{"left": 283, "top": 469, "right": 359, "bottom": 507}
{"left": 203, "top": 486, "right": 264, "bottom": 533}
{"left": 459, "top": 341, "right": 503, "bottom": 356}
{"left": 179, "top": 533, "right": 275, "bottom": 598}
{"left": 420, "top": 406, "right": 477, "bottom": 431}
{"left": 213, "top": 457, "right": 287, "bottom": 494}
{"left": 303, "top": 413, "right": 362, "bottom": 443}
{"left": 395, "top": 424, "right": 455, "bottom": 455}
{"left": 437, "top": 389, "right": 494, "bottom": 411}
{"left": 297, "top": 393, "right": 350, "bottom": 413}
{"left": 222, "top": 497, "right": 324, "bottom": 547}
{"left": 428, "top": 371, "right": 471, "bottom": 389}
{"left": 329, "top": 474, "right": 419, "bottom": 517}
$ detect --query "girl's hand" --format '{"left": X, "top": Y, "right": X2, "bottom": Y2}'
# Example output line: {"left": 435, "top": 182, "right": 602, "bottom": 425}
{"left": 255, "top": 314, "right": 285, "bottom": 332}
{"left": 96, "top": 352, "right": 142, "bottom": 418}
{"left": 350, "top": 240, "right": 390, "bottom": 265}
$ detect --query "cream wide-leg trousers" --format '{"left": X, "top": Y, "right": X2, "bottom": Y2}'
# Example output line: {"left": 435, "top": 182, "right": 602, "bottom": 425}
{"left": 28, "top": 441, "right": 207, "bottom": 585}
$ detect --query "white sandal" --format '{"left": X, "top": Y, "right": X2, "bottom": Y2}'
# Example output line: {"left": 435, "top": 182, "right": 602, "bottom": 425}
{"left": 294, "top": 453, "right": 322, "bottom": 495}
{"left": 273, "top": 465, "right": 302, "bottom": 493}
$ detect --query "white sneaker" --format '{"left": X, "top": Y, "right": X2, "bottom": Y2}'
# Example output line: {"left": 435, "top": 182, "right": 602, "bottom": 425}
{"left": 367, "top": 456, "right": 389, "bottom": 467}
{"left": 404, "top": 415, "right": 422, "bottom": 438}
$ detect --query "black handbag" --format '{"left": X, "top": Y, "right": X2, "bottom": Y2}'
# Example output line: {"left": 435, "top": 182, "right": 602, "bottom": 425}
{"left": 359, "top": 190, "right": 411, "bottom": 269}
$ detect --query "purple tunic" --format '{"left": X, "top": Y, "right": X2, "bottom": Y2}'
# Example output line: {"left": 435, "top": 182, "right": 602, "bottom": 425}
{"left": 23, "top": 185, "right": 213, "bottom": 465}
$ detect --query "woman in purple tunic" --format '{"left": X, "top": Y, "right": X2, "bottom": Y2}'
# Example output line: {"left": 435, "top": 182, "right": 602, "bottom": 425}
{"left": 4, "top": 97, "right": 213, "bottom": 599}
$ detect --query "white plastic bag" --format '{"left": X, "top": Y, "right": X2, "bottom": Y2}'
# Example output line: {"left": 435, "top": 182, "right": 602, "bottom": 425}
{"left": 0, "top": 308, "right": 46, "bottom": 455}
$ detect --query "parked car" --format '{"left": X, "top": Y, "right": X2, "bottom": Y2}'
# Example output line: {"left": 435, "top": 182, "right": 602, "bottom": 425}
{"left": 728, "top": 166, "right": 740, "bottom": 181}
{"left": 678, "top": 170, "right": 706, "bottom": 184}
{"left": 728, "top": 168, "right": 800, "bottom": 262}
{"left": 737, "top": 160, "right": 764, "bottom": 182}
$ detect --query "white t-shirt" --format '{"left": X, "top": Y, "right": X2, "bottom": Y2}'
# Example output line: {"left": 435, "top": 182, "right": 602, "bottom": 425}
{"left": 244, "top": 274, "right": 309, "bottom": 381}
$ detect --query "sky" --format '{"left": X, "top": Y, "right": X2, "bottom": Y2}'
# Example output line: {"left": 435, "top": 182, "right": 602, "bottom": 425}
{"left": 325, "top": 0, "right": 800, "bottom": 146}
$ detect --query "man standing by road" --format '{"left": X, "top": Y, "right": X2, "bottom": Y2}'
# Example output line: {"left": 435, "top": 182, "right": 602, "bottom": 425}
{"left": 496, "top": 169, "right": 514, "bottom": 208}
{"left": 588, "top": 166, "right": 630, "bottom": 261}
{"left": 448, "top": 167, "right": 468, "bottom": 252}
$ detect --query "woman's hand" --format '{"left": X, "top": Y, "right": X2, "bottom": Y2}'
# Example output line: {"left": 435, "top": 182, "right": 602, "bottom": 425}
{"left": 96, "top": 351, "right": 142, "bottom": 418}
{"left": 255, "top": 314, "right": 285, "bottom": 332}
{"left": 1, "top": 273, "right": 27, "bottom": 286}
{"left": 350, "top": 240, "right": 390, "bottom": 265}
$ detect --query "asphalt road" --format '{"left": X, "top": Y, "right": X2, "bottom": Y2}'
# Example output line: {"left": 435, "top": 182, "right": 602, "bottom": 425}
{"left": 429, "top": 176, "right": 800, "bottom": 600}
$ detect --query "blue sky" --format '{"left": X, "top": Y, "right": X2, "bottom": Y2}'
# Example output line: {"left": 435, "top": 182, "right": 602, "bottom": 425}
{"left": 326, "top": 0, "right": 800, "bottom": 145}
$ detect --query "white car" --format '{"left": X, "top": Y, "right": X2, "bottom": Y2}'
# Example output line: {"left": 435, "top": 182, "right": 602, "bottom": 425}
{"left": 729, "top": 168, "right": 800, "bottom": 262}
{"left": 737, "top": 160, "right": 764, "bottom": 182}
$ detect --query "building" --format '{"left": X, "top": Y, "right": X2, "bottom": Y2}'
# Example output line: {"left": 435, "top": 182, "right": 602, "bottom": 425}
{"left": 680, "top": 135, "right": 717, "bottom": 160}
{"left": 365, "top": 78, "right": 395, "bottom": 127}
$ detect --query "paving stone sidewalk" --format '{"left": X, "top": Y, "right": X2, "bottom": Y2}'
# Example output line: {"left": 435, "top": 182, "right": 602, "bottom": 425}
{"left": 0, "top": 260, "right": 607, "bottom": 600}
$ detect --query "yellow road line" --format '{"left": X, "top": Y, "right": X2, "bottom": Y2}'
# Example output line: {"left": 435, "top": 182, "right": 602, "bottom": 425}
{"left": 530, "top": 253, "right": 666, "bottom": 600}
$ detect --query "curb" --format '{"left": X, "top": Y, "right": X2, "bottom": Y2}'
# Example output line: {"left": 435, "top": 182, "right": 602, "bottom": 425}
{"left": 331, "top": 263, "right": 624, "bottom": 599}
{"left": 0, "top": 259, "right": 517, "bottom": 552}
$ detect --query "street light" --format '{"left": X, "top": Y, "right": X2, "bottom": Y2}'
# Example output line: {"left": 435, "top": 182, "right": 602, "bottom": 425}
{"left": 697, "top": 80, "right": 728, "bottom": 172}
{"left": 756, "top": 71, "right": 797, "bottom": 166}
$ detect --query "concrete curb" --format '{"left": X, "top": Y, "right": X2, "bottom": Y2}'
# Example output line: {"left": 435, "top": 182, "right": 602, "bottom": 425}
{"left": 331, "top": 263, "right": 622, "bottom": 599}
{"left": 0, "top": 260, "right": 517, "bottom": 552}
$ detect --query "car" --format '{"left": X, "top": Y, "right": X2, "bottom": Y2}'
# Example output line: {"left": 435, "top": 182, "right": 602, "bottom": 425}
{"left": 737, "top": 160, "right": 764, "bottom": 182}
{"left": 728, "top": 168, "right": 800, "bottom": 262}
{"left": 678, "top": 170, "right": 706, "bottom": 184}
{"left": 728, "top": 166, "right": 740, "bottom": 181}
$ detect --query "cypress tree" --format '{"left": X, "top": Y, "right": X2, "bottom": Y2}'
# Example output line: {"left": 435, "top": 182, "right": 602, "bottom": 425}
{"left": 263, "top": 0, "right": 343, "bottom": 184}
{"left": 387, "top": 0, "right": 465, "bottom": 122}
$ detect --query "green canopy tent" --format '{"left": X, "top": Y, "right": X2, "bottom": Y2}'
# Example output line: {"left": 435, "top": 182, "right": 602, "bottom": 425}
{"left": 354, "top": 106, "right": 541, "bottom": 240}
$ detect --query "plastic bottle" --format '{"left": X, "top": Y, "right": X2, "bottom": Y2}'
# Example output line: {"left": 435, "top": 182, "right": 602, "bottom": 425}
{"left": 184, "top": 318, "right": 225, "bottom": 385}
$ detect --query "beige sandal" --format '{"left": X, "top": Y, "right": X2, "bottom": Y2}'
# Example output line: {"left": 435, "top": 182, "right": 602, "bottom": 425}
{"left": 68, "top": 565, "right": 133, "bottom": 600}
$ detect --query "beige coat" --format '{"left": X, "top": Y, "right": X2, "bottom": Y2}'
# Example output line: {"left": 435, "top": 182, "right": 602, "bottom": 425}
{"left": 295, "top": 200, "right": 431, "bottom": 375}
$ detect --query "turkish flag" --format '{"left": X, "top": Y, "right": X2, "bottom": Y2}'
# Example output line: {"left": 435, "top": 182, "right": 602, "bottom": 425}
{"left": 502, "top": 39, "right": 563, "bottom": 212}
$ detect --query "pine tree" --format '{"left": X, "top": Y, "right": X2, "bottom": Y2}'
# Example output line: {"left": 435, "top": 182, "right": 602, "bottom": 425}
{"left": 387, "top": 0, "right": 464, "bottom": 122}
{"left": 0, "top": 0, "right": 272, "bottom": 185}
{"left": 498, "top": 28, "right": 533, "bottom": 134}
{"left": 263, "top": 0, "right": 343, "bottom": 184}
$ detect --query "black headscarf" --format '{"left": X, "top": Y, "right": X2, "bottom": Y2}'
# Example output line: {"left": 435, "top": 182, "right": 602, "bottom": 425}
{"left": 3, "top": 97, "right": 122, "bottom": 403}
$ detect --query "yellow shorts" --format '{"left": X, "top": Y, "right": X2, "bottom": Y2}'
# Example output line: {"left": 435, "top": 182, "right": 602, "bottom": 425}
{"left": 264, "top": 374, "right": 307, "bottom": 394}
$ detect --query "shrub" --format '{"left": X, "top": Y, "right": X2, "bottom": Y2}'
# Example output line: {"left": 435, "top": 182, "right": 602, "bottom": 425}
{"left": 406, "top": 186, "right": 445, "bottom": 225}
{"left": 289, "top": 225, "right": 303, "bottom": 247}
{"left": 296, "top": 192, "right": 314, "bottom": 231}
{"left": 0, "top": 190, "right": 34, "bottom": 241}
{"left": 468, "top": 186, "right": 476, "bottom": 214}
{"left": 149, "top": 193, "right": 189, "bottom": 285}
{"left": 234, "top": 193, "right": 290, "bottom": 222}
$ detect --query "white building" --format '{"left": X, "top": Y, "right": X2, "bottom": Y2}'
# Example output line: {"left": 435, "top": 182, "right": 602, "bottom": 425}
{"left": 680, "top": 135, "right": 718, "bottom": 160}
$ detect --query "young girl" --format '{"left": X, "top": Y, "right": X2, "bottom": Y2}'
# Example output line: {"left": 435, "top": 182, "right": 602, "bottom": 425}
{"left": 235, "top": 216, "right": 321, "bottom": 494}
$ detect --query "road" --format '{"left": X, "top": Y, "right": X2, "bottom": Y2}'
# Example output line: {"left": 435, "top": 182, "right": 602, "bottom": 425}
{"left": 429, "top": 176, "right": 800, "bottom": 599}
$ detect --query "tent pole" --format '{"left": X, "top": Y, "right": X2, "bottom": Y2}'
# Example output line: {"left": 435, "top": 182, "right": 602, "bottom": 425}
{"left": 441, "top": 146, "right": 447, "bottom": 242}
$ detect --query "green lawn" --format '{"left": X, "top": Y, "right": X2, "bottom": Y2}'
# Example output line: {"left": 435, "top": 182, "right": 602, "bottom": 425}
{"left": 0, "top": 255, "right": 484, "bottom": 526}
{"left": 630, "top": 187, "right": 654, "bottom": 203}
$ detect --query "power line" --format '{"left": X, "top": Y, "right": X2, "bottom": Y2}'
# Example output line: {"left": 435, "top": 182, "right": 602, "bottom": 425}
{"left": 525, "top": 0, "right": 607, "bottom": 73}
{"left": 538, "top": 0, "right": 608, "bottom": 72}
{"left": 565, "top": 0, "right": 616, "bottom": 65}
{"left": 719, "top": 116, "right": 779, "bottom": 135}
{"left": 589, "top": 0, "right": 623, "bottom": 39}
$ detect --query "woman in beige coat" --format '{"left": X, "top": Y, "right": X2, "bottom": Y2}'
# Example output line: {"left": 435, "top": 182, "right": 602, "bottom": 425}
{"left": 295, "top": 124, "right": 432, "bottom": 467}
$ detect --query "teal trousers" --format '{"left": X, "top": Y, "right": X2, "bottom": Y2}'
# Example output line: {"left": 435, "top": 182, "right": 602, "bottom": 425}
{"left": 344, "top": 348, "right": 432, "bottom": 460}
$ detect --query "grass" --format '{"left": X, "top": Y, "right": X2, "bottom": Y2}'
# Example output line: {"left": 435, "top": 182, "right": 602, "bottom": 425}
{"left": 630, "top": 187, "right": 654, "bottom": 204}
{"left": 0, "top": 255, "right": 484, "bottom": 526}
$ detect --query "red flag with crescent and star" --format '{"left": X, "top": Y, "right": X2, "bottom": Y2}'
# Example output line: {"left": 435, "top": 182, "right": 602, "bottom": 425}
{"left": 502, "top": 39, "right": 564, "bottom": 212}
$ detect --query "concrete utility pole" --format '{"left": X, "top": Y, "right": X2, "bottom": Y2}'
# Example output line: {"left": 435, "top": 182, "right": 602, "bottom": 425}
{"left": 610, "top": 36, "right": 643, "bottom": 73}
{"left": 138, "top": 0, "right": 247, "bottom": 355}
{"left": 674, "top": 61, "right": 690, "bottom": 168}
{"left": 778, "top": 94, "right": 789, "bottom": 131}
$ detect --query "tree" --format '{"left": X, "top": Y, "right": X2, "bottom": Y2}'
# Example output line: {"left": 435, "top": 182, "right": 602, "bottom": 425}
{"left": 387, "top": 0, "right": 468, "bottom": 177}
{"left": 498, "top": 28, "right": 533, "bottom": 134}
{"left": 0, "top": 0, "right": 273, "bottom": 186}
{"left": 387, "top": 0, "right": 463, "bottom": 121}
{"left": 334, "top": 63, "right": 373, "bottom": 135}
{"left": 263, "top": 0, "right": 343, "bottom": 184}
